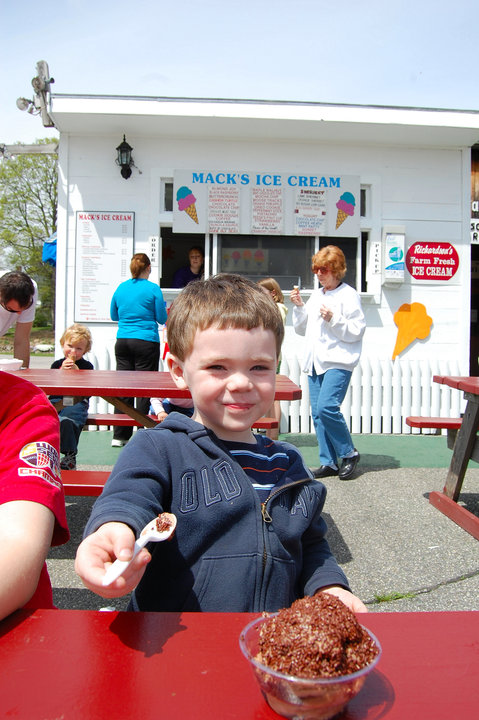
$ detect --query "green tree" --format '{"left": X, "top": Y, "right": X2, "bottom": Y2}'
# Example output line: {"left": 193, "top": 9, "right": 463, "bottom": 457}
{"left": 0, "top": 138, "right": 58, "bottom": 326}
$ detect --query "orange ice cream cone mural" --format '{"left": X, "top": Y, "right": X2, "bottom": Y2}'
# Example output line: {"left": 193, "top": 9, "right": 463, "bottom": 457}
{"left": 392, "top": 302, "right": 433, "bottom": 359}
{"left": 335, "top": 192, "right": 356, "bottom": 229}
{"left": 176, "top": 185, "right": 198, "bottom": 224}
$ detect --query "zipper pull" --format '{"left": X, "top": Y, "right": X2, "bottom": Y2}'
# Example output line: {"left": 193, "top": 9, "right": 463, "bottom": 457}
{"left": 261, "top": 503, "right": 273, "bottom": 523}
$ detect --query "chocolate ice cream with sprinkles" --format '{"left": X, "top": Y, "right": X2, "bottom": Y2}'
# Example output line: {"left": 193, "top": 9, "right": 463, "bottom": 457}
{"left": 256, "top": 593, "right": 379, "bottom": 679}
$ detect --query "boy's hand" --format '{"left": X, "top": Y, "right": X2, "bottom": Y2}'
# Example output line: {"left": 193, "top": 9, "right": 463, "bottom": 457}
{"left": 319, "top": 586, "right": 368, "bottom": 613}
{"left": 74, "top": 522, "right": 151, "bottom": 598}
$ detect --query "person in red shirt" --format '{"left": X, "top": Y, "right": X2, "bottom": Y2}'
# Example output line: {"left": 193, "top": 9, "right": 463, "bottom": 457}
{"left": 0, "top": 372, "right": 69, "bottom": 620}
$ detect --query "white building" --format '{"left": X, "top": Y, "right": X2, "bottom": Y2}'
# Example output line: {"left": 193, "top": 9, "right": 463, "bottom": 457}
{"left": 49, "top": 94, "right": 479, "bottom": 433}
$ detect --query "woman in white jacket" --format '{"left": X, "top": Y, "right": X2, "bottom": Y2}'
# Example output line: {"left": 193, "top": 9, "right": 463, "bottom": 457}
{"left": 291, "top": 246, "right": 365, "bottom": 480}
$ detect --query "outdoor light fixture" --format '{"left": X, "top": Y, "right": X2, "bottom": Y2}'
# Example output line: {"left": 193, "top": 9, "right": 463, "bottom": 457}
{"left": 116, "top": 135, "right": 134, "bottom": 179}
{"left": 16, "top": 61, "right": 55, "bottom": 128}
{"left": 16, "top": 97, "right": 35, "bottom": 113}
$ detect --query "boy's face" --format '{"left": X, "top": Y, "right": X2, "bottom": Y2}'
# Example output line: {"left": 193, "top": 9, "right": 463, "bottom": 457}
{"left": 62, "top": 338, "right": 88, "bottom": 361}
{"left": 168, "top": 325, "right": 277, "bottom": 442}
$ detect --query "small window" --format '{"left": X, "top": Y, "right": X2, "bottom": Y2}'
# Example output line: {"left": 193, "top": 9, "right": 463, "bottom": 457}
{"left": 164, "top": 182, "right": 173, "bottom": 212}
{"left": 360, "top": 188, "right": 367, "bottom": 217}
{"left": 361, "top": 232, "right": 368, "bottom": 292}
{"left": 160, "top": 227, "right": 204, "bottom": 288}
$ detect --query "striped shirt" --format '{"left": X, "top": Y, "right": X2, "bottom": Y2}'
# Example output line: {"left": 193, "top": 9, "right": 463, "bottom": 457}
{"left": 223, "top": 435, "right": 298, "bottom": 502}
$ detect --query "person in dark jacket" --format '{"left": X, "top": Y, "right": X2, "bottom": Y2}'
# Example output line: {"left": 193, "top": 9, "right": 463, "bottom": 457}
{"left": 75, "top": 274, "right": 366, "bottom": 614}
{"left": 172, "top": 246, "right": 204, "bottom": 288}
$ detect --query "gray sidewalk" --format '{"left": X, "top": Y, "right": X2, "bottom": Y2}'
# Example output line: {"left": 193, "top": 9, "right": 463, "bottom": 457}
{"left": 46, "top": 430, "right": 479, "bottom": 613}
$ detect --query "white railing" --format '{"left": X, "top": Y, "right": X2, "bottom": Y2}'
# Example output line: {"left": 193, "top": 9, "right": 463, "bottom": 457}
{"left": 87, "top": 346, "right": 465, "bottom": 435}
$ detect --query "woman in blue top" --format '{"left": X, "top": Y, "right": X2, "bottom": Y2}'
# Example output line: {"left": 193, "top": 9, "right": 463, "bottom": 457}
{"left": 110, "top": 253, "right": 167, "bottom": 446}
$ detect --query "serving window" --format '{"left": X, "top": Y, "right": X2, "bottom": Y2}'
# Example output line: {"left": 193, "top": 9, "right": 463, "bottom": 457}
{"left": 219, "top": 235, "right": 359, "bottom": 291}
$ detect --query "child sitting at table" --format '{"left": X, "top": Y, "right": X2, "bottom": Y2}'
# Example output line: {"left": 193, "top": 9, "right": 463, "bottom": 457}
{"left": 75, "top": 274, "right": 366, "bottom": 614}
{"left": 49, "top": 324, "right": 94, "bottom": 471}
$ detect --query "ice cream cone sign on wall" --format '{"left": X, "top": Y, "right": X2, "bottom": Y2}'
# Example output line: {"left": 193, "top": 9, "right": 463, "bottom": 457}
{"left": 176, "top": 185, "right": 198, "bottom": 224}
{"left": 392, "top": 302, "right": 433, "bottom": 360}
{"left": 335, "top": 192, "right": 356, "bottom": 229}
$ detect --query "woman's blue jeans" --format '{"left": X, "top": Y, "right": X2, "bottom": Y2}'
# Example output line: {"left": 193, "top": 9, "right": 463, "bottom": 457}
{"left": 308, "top": 368, "right": 354, "bottom": 468}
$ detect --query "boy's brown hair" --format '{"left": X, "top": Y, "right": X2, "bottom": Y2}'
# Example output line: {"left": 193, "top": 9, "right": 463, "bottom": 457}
{"left": 167, "top": 273, "right": 284, "bottom": 361}
{"left": 60, "top": 323, "right": 92, "bottom": 353}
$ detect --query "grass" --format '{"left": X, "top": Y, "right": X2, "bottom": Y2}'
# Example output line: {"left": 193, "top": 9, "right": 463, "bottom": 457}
{"left": 373, "top": 591, "right": 417, "bottom": 603}
{"left": 0, "top": 326, "right": 54, "bottom": 355}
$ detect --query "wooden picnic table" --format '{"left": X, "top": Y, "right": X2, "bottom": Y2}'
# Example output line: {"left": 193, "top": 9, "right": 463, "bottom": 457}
{"left": 0, "top": 608, "right": 476, "bottom": 719}
{"left": 431, "top": 374, "right": 479, "bottom": 539}
{"left": 6, "top": 368, "right": 301, "bottom": 429}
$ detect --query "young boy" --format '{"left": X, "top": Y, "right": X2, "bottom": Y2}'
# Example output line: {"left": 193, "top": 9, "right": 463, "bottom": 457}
{"left": 75, "top": 275, "right": 366, "bottom": 613}
{"left": 49, "top": 324, "right": 93, "bottom": 470}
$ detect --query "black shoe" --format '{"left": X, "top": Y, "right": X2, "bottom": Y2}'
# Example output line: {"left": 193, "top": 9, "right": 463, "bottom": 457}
{"left": 311, "top": 465, "right": 339, "bottom": 479}
{"left": 60, "top": 452, "right": 77, "bottom": 470}
{"left": 338, "top": 452, "right": 360, "bottom": 480}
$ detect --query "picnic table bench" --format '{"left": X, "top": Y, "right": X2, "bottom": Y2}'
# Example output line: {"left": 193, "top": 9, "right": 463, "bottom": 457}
{"left": 61, "top": 469, "right": 110, "bottom": 496}
{"left": 405, "top": 416, "right": 464, "bottom": 450}
{"left": 405, "top": 416, "right": 462, "bottom": 432}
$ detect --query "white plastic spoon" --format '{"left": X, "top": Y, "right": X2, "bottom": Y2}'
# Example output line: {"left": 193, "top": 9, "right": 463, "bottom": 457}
{"left": 101, "top": 513, "right": 177, "bottom": 587}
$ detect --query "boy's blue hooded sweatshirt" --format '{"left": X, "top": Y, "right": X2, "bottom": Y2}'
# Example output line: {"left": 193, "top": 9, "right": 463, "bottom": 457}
{"left": 84, "top": 414, "right": 350, "bottom": 612}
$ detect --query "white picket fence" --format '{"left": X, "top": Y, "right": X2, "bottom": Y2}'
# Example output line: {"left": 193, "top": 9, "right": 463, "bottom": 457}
{"left": 87, "top": 346, "right": 465, "bottom": 435}
{"left": 279, "top": 353, "right": 465, "bottom": 435}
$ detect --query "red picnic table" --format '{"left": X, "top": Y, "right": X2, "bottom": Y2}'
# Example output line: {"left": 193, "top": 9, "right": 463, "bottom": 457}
{"left": 0, "top": 608, "right": 477, "bottom": 719}
{"left": 432, "top": 374, "right": 479, "bottom": 540}
{"left": 6, "top": 368, "right": 301, "bottom": 428}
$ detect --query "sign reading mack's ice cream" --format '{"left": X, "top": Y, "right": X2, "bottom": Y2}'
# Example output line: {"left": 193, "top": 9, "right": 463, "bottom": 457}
{"left": 173, "top": 171, "right": 360, "bottom": 237}
{"left": 74, "top": 211, "right": 134, "bottom": 322}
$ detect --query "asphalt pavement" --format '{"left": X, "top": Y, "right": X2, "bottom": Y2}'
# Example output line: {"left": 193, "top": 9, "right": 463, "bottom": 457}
{"left": 47, "top": 431, "right": 479, "bottom": 614}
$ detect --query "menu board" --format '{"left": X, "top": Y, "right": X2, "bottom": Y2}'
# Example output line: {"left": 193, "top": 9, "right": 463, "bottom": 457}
{"left": 251, "top": 188, "right": 283, "bottom": 234}
{"left": 173, "top": 170, "right": 360, "bottom": 237}
{"left": 208, "top": 186, "right": 240, "bottom": 233}
{"left": 294, "top": 189, "right": 327, "bottom": 235}
{"left": 74, "top": 211, "right": 134, "bottom": 322}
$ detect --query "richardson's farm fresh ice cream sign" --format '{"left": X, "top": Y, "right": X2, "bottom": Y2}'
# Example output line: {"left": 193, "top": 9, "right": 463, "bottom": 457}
{"left": 406, "top": 242, "right": 459, "bottom": 281}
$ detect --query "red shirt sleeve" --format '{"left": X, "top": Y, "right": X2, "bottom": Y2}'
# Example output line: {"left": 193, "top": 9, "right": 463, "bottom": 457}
{"left": 0, "top": 373, "right": 70, "bottom": 609}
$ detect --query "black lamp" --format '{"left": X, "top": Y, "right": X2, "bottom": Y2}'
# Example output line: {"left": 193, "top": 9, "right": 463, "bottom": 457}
{"left": 116, "top": 135, "right": 133, "bottom": 179}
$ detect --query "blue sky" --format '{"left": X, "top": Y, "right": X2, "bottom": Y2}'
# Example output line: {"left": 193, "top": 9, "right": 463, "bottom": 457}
{"left": 1, "top": 0, "right": 478, "bottom": 144}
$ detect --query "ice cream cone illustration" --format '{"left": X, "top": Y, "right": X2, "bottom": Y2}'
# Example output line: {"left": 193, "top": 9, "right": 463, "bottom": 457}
{"left": 335, "top": 192, "right": 356, "bottom": 229}
{"left": 254, "top": 249, "right": 264, "bottom": 267}
{"left": 176, "top": 186, "right": 198, "bottom": 224}
{"left": 392, "top": 302, "right": 433, "bottom": 359}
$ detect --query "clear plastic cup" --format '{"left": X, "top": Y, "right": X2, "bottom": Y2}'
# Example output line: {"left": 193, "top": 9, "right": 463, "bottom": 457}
{"left": 239, "top": 614, "right": 381, "bottom": 720}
